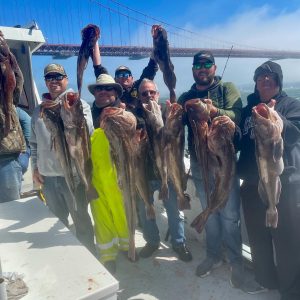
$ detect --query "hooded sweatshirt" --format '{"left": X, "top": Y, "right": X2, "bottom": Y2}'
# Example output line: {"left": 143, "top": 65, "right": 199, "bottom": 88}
{"left": 237, "top": 62, "right": 300, "bottom": 184}
{"left": 178, "top": 76, "right": 242, "bottom": 160}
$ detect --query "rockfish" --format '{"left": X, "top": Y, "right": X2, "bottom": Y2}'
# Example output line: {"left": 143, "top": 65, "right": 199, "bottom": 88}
{"left": 77, "top": 24, "right": 100, "bottom": 96}
{"left": 100, "top": 107, "right": 146, "bottom": 261}
{"left": 185, "top": 99, "right": 211, "bottom": 212}
{"left": 60, "top": 92, "right": 93, "bottom": 194}
{"left": 164, "top": 102, "right": 190, "bottom": 210}
{"left": 135, "top": 129, "right": 156, "bottom": 220}
{"left": 142, "top": 100, "right": 168, "bottom": 200}
{"left": 252, "top": 102, "right": 284, "bottom": 228}
{"left": 191, "top": 116, "right": 236, "bottom": 233}
{"left": 0, "top": 31, "right": 24, "bottom": 135}
{"left": 152, "top": 25, "right": 176, "bottom": 103}
{"left": 40, "top": 97, "right": 77, "bottom": 205}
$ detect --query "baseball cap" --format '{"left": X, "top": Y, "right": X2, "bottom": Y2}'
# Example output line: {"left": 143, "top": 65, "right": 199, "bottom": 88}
{"left": 44, "top": 63, "right": 67, "bottom": 76}
{"left": 193, "top": 51, "right": 215, "bottom": 65}
{"left": 115, "top": 65, "right": 132, "bottom": 77}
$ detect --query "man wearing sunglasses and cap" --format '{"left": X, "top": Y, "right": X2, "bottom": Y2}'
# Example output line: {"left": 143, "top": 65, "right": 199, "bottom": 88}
{"left": 91, "top": 40, "right": 158, "bottom": 114}
{"left": 178, "top": 51, "right": 244, "bottom": 288}
{"left": 30, "top": 63, "right": 96, "bottom": 256}
{"left": 87, "top": 73, "right": 132, "bottom": 273}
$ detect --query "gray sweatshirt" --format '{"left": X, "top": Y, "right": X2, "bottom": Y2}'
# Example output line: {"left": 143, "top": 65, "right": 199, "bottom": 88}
{"left": 30, "top": 88, "right": 94, "bottom": 177}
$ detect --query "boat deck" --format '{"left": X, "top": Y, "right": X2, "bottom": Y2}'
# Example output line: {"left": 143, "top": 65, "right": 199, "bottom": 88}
{"left": 21, "top": 166, "right": 280, "bottom": 300}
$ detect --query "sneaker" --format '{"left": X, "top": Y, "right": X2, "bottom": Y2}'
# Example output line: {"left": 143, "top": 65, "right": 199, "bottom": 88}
{"left": 230, "top": 263, "right": 245, "bottom": 288}
{"left": 196, "top": 257, "right": 222, "bottom": 277}
{"left": 139, "top": 243, "right": 159, "bottom": 258}
{"left": 242, "top": 279, "right": 268, "bottom": 295}
{"left": 172, "top": 243, "right": 192, "bottom": 262}
{"left": 104, "top": 260, "right": 116, "bottom": 274}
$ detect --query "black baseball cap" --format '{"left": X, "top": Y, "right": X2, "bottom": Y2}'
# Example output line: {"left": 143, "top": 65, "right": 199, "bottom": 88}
{"left": 193, "top": 51, "right": 215, "bottom": 65}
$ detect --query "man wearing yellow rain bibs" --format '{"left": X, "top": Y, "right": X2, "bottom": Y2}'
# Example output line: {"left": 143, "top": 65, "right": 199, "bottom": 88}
{"left": 88, "top": 72, "right": 129, "bottom": 274}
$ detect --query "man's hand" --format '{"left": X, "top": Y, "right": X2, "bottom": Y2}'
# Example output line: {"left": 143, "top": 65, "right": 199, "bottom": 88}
{"left": 202, "top": 99, "right": 218, "bottom": 118}
{"left": 33, "top": 168, "right": 44, "bottom": 185}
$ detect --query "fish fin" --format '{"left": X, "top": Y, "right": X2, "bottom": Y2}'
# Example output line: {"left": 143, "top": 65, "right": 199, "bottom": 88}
{"left": 273, "top": 139, "right": 284, "bottom": 162}
{"left": 258, "top": 180, "right": 268, "bottom": 206}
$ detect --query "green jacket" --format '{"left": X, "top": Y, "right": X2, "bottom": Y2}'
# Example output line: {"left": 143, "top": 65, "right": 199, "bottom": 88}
{"left": 177, "top": 76, "right": 242, "bottom": 160}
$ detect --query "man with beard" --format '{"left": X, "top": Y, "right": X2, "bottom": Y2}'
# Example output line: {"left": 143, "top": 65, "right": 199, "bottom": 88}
{"left": 178, "top": 51, "right": 244, "bottom": 288}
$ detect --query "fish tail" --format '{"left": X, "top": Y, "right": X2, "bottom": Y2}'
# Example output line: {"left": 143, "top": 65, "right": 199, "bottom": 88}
{"left": 158, "top": 183, "right": 169, "bottom": 200}
{"left": 128, "top": 236, "right": 136, "bottom": 262}
{"left": 146, "top": 204, "right": 156, "bottom": 220}
{"left": 191, "top": 209, "right": 210, "bottom": 233}
{"left": 266, "top": 207, "right": 278, "bottom": 228}
{"left": 178, "top": 193, "right": 191, "bottom": 211}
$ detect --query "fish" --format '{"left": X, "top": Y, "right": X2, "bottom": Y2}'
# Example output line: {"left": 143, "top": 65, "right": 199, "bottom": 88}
{"left": 252, "top": 101, "right": 284, "bottom": 228}
{"left": 100, "top": 107, "right": 139, "bottom": 261}
{"left": 151, "top": 25, "right": 176, "bottom": 103}
{"left": 135, "top": 128, "right": 156, "bottom": 220}
{"left": 142, "top": 100, "right": 168, "bottom": 200}
{"left": 40, "top": 97, "right": 77, "bottom": 206}
{"left": 0, "top": 31, "right": 17, "bottom": 135}
{"left": 164, "top": 102, "right": 190, "bottom": 210}
{"left": 191, "top": 115, "right": 236, "bottom": 233}
{"left": 77, "top": 24, "right": 100, "bottom": 96}
{"left": 185, "top": 98, "right": 211, "bottom": 213}
{"left": 60, "top": 92, "right": 94, "bottom": 195}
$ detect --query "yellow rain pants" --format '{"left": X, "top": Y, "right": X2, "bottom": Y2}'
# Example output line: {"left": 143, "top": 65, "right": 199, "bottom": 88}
{"left": 90, "top": 128, "right": 129, "bottom": 263}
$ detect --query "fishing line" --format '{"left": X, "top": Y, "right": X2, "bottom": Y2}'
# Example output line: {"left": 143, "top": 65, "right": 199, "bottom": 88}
{"left": 221, "top": 45, "right": 233, "bottom": 79}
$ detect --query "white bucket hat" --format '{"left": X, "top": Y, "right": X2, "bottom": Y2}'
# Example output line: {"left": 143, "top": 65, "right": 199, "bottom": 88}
{"left": 88, "top": 74, "right": 123, "bottom": 97}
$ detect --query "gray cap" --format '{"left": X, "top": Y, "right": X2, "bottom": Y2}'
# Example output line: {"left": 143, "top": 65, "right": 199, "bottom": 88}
{"left": 44, "top": 63, "right": 67, "bottom": 76}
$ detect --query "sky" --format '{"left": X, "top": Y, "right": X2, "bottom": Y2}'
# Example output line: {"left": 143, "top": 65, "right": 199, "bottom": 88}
{"left": 1, "top": 0, "right": 300, "bottom": 102}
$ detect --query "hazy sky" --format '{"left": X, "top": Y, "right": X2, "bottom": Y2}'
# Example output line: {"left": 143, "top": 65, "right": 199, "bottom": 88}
{"left": 2, "top": 0, "right": 300, "bottom": 102}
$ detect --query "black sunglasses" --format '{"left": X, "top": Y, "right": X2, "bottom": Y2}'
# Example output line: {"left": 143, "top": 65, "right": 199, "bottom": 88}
{"left": 45, "top": 75, "right": 66, "bottom": 82}
{"left": 141, "top": 90, "right": 157, "bottom": 97}
{"left": 193, "top": 62, "right": 214, "bottom": 70}
{"left": 95, "top": 86, "right": 115, "bottom": 92}
{"left": 115, "top": 72, "right": 131, "bottom": 79}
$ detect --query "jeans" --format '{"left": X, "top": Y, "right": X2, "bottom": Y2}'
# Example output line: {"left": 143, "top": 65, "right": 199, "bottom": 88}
{"left": 0, "top": 158, "right": 22, "bottom": 202}
{"left": 137, "top": 180, "right": 185, "bottom": 247}
{"left": 18, "top": 146, "right": 31, "bottom": 175}
{"left": 191, "top": 159, "right": 242, "bottom": 264}
{"left": 42, "top": 176, "right": 96, "bottom": 256}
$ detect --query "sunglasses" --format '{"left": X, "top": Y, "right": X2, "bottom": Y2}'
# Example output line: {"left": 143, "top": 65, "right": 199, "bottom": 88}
{"left": 257, "top": 73, "right": 277, "bottom": 81}
{"left": 94, "top": 86, "right": 115, "bottom": 92}
{"left": 45, "top": 75, "right": 66, "bottom": 82}
{"left": 193, "top": 62, "right": 214, "bottom": 70}
{"left": 141, "top": 90, "right": 157, "bottom": 97}
{"left": 115, "top": 73, "right": 131, "bottom": 79}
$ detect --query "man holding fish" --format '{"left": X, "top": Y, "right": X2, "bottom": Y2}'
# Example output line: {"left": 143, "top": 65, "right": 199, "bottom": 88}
{"left": 237, "top": 61, "right": 300, "bottom": 299}
{"left": 178, "top": 51, "right": 244, "bottom": 288}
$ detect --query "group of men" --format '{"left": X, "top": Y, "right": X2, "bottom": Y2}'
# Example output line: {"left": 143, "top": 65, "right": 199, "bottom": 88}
{"left": 1, "top": 42, "right": 299, "bottom": 300}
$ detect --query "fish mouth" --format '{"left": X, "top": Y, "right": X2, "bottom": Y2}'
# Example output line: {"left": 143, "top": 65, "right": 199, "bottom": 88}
{"left": 151, "top": 24, "right": 162, "bottom": 38}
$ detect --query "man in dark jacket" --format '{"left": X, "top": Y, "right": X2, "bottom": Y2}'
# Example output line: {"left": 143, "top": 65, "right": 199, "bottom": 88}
{"left": 178, "top": 51, "right": 244, "bottom": 287}
{"left": 237, "top": 61, "right": 300, "bottom": 299}
{"left": 91, "top": 42, "right": 158, "bottom": 128}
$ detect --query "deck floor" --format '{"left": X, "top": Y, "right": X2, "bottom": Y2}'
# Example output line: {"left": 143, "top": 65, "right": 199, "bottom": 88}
{"left": 21, "top": 165, "right": 280, "bottom": 300}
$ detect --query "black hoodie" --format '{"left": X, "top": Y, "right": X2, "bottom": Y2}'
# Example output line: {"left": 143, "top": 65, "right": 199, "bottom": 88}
{"left": 237, "top": 90, "right": 300, "bottom": 185}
